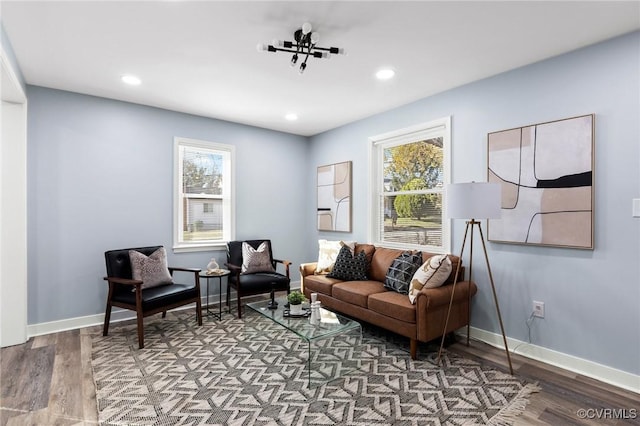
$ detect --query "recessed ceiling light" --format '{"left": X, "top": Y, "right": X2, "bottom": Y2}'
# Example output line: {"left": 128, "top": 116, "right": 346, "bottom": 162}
{"left": 285, "top": 113, "right": 298, "bottom": 121}
{"left": 121, "top": 74, "right": 141, "bottom": 86}
{"left": 376, "top": 69, "right": 395, "bottom": 80}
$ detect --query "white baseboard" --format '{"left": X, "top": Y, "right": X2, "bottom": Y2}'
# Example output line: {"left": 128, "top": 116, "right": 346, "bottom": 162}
{"left": 462, "top": 326, "right": 640, "bottom": 395}
{"left": 26, "top": 283, "right": 302, "bottom": 338}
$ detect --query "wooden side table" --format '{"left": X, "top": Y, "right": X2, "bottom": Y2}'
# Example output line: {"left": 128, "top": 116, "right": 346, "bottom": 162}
{"left": 199, "top": 270, "right": 230, "bottom": 320}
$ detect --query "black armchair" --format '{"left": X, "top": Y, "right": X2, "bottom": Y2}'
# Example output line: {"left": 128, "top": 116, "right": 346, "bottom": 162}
{"left": 103, "top": 246, "right": 203, "bottom": 349}
{"left": 226, "top": 239, "right": 291, "bottom": 318}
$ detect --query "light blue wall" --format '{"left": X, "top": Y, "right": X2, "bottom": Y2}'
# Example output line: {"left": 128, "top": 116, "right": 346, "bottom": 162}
{"left": 27, "top": 87, "right": 308, "bottom": 324}
{"left": 307, "top": 32, "right": 640, "bottom": 375}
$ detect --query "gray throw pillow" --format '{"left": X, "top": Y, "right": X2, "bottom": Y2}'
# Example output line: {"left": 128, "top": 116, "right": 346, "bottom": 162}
{"left": 129, "top": 247, "right": 173, "bottom": 290}
{"left": 241, "top": 241, "right": 275, "bottom": 274}
{"left": 384, "top": 251, "right": 423, "bottom": 295}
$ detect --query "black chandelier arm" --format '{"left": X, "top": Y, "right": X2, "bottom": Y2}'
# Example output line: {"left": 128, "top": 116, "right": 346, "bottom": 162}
{"left": 266, "top": 45, "right": 329, "bottom": 59}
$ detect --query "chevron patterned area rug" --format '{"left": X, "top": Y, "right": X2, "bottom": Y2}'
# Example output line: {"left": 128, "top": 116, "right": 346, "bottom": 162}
{"left": 91, "top": 310, "right": 538, "bottom": 425}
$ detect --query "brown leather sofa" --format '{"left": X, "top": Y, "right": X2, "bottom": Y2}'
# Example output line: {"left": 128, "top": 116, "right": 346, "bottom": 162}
{"left": 300, "top": 244, "right": 477, "bottom": 359}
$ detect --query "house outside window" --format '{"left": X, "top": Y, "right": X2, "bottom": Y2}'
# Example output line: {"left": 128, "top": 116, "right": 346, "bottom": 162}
{"left": 173, "top": 137, "right": 235, "bottom": 252}
{"left": 369, "top": 117, "right": 451, "bottom": 253}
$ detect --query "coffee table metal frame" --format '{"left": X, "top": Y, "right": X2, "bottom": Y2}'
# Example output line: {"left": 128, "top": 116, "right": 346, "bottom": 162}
{"left": 246, "top": 296, "right": 362, "bottom": 388}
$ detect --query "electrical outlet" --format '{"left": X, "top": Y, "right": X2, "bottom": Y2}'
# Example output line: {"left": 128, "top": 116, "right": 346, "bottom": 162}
{"left": 533, "top": 301, "right": 545, "bottom": 318}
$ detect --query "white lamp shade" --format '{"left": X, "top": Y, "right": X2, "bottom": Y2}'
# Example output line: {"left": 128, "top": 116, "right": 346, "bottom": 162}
{"left": 447, "top": 182, "right": 502, "bottom": 219}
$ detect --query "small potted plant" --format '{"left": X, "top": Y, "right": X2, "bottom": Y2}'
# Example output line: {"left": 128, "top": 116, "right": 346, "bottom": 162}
{"left": 287, "top": 290, "right": 306, "bottom": 315}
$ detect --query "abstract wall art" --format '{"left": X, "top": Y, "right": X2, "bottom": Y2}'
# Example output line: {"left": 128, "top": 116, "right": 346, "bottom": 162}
{"left": 317, "top": 161, "right": 352, "bottom": 232}
{"left": 487, "top": 114, "right": 594, "bottom": 249}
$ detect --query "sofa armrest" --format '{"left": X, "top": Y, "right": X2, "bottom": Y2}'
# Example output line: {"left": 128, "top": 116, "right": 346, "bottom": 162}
{"left": 418, "top": 280, "right": 477, "bottom": 308}
{"left": 415, "top": 280, "right": 478, "bottom": 342}
{"left": 299, "top": 262, "right": 317, "bottom": 278}
{"left": 299, "top": 262, "right": 318, "bottom": 292}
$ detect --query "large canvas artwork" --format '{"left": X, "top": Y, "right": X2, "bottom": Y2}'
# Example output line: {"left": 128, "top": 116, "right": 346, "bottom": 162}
{"left": 487, "top": 114, "right": 594, "bottom": 249}
{"left": 317, "top": 161, "right": 352, "bottom": 232}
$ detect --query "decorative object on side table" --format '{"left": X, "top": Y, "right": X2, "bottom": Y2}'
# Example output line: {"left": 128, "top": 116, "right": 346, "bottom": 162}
{"left": 206, "top": 258, "right": 221, "bottom": 275}
{"left": 287, "top": 290, "right": 306, "bottom": 316}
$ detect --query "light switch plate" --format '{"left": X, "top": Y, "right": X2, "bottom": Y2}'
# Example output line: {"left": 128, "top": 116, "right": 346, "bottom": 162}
{"left": 633, "top": 199, "right": 640, "bottom": 218}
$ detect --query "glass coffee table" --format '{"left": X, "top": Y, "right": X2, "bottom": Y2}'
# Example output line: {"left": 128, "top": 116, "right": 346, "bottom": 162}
{"left": 246, "top": 296, "right": 362, "bottom": 388}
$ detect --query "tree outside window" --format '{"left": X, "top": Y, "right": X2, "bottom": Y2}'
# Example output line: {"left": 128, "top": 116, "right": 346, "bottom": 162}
{"left": 370, "top": 118, "right": 450, "bottom": 252}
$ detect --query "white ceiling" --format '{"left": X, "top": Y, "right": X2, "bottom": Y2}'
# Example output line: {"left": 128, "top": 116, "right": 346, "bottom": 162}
{"left": 2, "top": 1, "right": 639, "bottom": 136}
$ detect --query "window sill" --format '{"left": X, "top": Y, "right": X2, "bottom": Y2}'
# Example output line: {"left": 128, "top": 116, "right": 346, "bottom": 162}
{"left": 173, "top": 242, "right": 227, "bottom": 253}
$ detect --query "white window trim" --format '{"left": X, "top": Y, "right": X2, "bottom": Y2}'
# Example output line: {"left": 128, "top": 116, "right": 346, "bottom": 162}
{"left": 173, "top": 137, "right": 235, "bottom": 253}
{"left": 368, "top": 116, "right": 451, "bottom": 253}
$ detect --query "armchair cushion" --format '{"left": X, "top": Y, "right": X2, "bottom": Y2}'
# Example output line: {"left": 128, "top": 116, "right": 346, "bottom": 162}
{"left": 129, "top": 247, "right": 173, "bottom": 290}
{"left": 111, "top": 283, "right": 198, "bottom": 312}
{"left": 241, "top": 241, "right": 275, "bottom": 274}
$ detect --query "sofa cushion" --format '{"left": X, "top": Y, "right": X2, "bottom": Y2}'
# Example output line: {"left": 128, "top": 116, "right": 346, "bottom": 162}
{"left": 354, "top": 243, "right": 376, "bottom": 267}
{"left": 409, "top": 254, "right": 452, "bottom": 303}
{"left": 369, "top": 247, "right": 407, "bottom": 282}
{"left": 384, "top": 251, "right": 423, "bottom": 294}
{"left": 303, "top": 274, "right": 342, "bottom": 296}
{"left": 332, "top": 281, "right": 386, "bottom": 308}
{"left": 315, "top": 240, "right": 356, "bottom": 274}
{"left": 368, "top": 291, "right": 417, "bottom": 323}
{"left": 327, "top": 246, "right": 368, "bottom": 281}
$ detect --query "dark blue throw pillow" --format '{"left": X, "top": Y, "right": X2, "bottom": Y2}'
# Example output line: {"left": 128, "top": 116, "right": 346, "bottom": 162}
{"left": 384, "top": 251, "right": 423, "bottom": 294}
{"left": 327, "top": 245, "right": 368, "bottom": 281}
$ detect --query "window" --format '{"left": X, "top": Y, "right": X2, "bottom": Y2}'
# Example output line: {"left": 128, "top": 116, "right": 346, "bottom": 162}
{"left": 369, "top": 117, "right": 451, "bottom": 253}
{"left": 174, "top": 137, "right": 235, "bottom": 251}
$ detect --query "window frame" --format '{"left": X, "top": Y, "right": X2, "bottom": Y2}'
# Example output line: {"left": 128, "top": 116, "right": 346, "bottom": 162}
{"left": 173, "top": 137, "right": 235, "bottom": 252}
{"left": 368, "top": 117, "right": 451, "bottom": 253}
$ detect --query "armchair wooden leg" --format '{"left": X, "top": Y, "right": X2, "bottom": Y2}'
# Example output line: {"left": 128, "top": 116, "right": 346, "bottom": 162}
{"left": 195, "top": 297, "right": 203, "bottom": 326}
{"left": 136, "top": 313, "right": 144, "bottom": 349}
{"left": 162, "top": 311, "right": 167, "bottom": 318}
{"left": 103, "top": 303, "right": 112, "bottom": 336}
{"left": 410, "top": 339, "right": 418, "bottom": 360}
{"left": 237, "top": 291, "right": 242, "bottom": 319}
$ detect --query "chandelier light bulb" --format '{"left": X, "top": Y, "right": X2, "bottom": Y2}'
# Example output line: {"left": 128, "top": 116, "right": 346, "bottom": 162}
{"left": 256, "top": 43, "right": 267, "bottom": 52}
{"left": 301, "top": 22, "right": 312, "bottom": 34}
{"left": 290, "top": 54, "right": 298, "bottom": 66}
{"left": 310, "top": 32, "right": 320, "bottom": 44}
{"left": 299, "top": 63, "right": 307, "bottom": 74}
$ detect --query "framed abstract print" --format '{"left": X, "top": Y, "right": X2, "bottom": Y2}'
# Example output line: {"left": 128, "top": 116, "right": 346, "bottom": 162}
{"left": 487, "top": 114, "right": 594, "bottom": 249}
{"left": 317, "top": 161, "right": 352, "bottom": 232}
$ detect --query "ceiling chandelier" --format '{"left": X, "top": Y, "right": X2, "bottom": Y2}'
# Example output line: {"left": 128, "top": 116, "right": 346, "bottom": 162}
{"left": 257, "top": 22, "right": 345, "bottom": 74}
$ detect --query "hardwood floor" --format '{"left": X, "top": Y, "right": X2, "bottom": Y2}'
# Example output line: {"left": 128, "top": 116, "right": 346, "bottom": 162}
{"left": 1, "top": 318, "right": 638, "bottom": 425}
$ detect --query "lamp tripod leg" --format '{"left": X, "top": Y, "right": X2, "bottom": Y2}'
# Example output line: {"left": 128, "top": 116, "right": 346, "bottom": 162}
{"left": 478, "top": 224, "right": 514, "bottom": 375}
{"left": 437, "top": 221, "right": 471, "bottom": 364}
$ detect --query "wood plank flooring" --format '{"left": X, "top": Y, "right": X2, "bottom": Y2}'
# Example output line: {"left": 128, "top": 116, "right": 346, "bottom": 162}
{"left": 1, "top": 316, "right": 638, "bottom": 425}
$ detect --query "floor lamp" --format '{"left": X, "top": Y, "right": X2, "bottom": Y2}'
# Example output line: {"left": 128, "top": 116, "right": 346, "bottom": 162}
{"left": 437, "top": 182, "right": 513, "bottom": 375}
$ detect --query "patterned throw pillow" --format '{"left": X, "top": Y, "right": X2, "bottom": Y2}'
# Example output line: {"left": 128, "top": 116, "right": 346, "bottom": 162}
{"left": 327, "top": 245, "right": 368, "bottom": 281}
{"left": 241, "top": 241, "right": 275, "bottom": 274}
{"left": 315, "top": 240, "right": 356, "bottom": 274}
{"left": 384, "top": 251, "right": 423, "bottom": 294}
{"left": 129, "top": 247, "right": 173, "bottom": 290}
{"left": 408, "top": 254, "right": 452, "bottom": 304}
